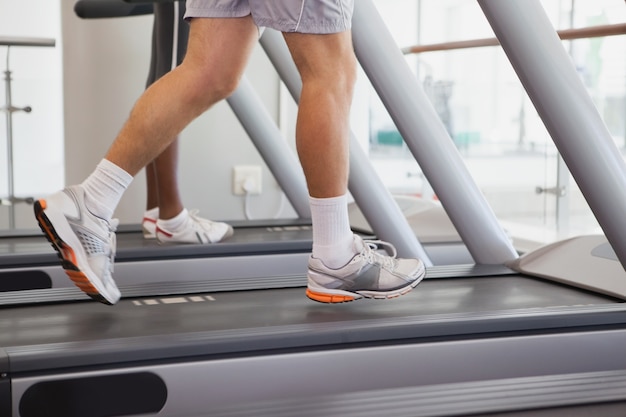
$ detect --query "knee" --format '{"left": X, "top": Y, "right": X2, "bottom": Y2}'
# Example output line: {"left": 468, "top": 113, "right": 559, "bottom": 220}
{"left": 203, "top": 72, "right": 241, "bottom": 101}
{"left": 316, "top": 72, "right": 356, "bottom": 107}
{"left": 333, "top": 55, "right": 358, "bottom": 95}
{"left": 181, "top": 65, "right": 241, "bottom": 108}
{"left": 303, "top": 54, "right": 357, "bottom": 99}
{"left": 199, "top": 73, "right": 240, "bottom": 104}
{"left": 340, "top": 56, "right": 358, "bottom": 96}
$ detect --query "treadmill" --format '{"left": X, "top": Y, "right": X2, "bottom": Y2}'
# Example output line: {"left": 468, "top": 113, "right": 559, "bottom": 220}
{"left": 2, "top": 1, "right": 626, "bottom": 416}
{"left": 2, "top": 272, "right": 626, "bottom": 417}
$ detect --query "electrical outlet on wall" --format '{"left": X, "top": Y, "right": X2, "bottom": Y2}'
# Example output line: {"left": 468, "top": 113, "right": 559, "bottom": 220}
{"left": 232, "top": 165, "right": 262, "bottom": 195}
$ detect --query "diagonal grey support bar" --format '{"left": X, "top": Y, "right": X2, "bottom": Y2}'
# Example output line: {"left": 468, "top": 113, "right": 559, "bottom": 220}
{"left": 478, "top": 0, "right": 626, "bottom": 271}
{"left": 352, "top": 0, "right": 517, "bottom": 265}
{"left": 259, "top": 29, "right": 432, "bottom": 264}
{"left": 226, "top": 77, "right": 311, "bottom": 219}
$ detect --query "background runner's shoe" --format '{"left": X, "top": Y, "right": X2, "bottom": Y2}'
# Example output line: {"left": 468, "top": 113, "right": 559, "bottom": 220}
{"left": 156, "top": 210, "right": 233, "bottom": 244}
{"left": 142, "top": 212, "right": 157, "bottom": 239}
{"left": 306, "top": 235, "right": 425, "bottom": 303}
{"left": 34, "top": 185, "right": 121, "bottom": 305}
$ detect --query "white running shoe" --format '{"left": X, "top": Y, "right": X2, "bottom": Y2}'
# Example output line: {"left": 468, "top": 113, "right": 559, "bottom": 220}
{"left": 34, "top": 186, "right": 121, "bottom": 305}
{"left": 307, "top": 235, "right": 425, "bottom": 303}
{"left": 156, "top": 210, "right": 233, "bottom": 244}
{"left": 142, "top": 211, "right": 157, "bottom": 239}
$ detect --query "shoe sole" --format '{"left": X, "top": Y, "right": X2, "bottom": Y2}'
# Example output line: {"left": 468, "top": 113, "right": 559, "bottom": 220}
{"left": 34, "top": 199, "right": 118, "bottom": 305}
{"left": 306, "top": 265, "right": 426, "bottom": 304}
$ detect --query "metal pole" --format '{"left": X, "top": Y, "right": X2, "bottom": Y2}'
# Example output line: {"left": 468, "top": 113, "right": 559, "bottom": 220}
{"left": 3, "top": 50, "right": 16, "bottom": 228}
{"left": 478, "top": 0, "right": 626, "bottom": 270}
{"left": 352, "top": 0, "right": 518, "bottom": 265}
{"left": 226, "top": 76, "right": 311, "bottom": 218}
{"left": 259, "top": 29, "right": 432, "bottom": 264}
{"left": 1, "top": 47, "right": 33, "bottom": 228}
{"left": 0, "top": 37, "right": 53, "bottom": 229}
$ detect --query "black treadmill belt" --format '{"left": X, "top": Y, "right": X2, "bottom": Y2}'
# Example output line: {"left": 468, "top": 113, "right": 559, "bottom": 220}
{"left": 1, "top": 275, "right": 622, "bottom": 366}
{"left": 3, "top": 275, "right": 626, "bottom": 417}
{"left": 0, "top": 275, "right": 613, "bottom": 344}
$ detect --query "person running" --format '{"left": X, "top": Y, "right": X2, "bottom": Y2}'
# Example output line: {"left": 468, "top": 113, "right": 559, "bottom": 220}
{"left": 34, "top": 0, "right": 425, "bottom": 305}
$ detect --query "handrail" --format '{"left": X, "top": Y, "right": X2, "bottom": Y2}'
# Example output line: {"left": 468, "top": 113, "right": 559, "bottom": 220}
{"left": 0, "top": 37, "right": 55, "bottom": 47}
{"left": 402, "top": 23, "right": 626, "bottom": 54}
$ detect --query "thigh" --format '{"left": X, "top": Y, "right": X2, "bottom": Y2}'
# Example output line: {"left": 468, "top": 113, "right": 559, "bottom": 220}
{"left": 182, "top": 14, "right": 258, "bottom": 80}
{"left": 283, "top": 30, "right": 355, "bottom": 81}
{"left": 249, "top": 0, "right": 354, "bottom": 34}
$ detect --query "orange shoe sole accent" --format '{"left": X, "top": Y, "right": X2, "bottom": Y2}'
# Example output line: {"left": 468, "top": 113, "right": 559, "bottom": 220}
{"left": 58, "top": 242, "right": 78, "bottom": 266}
{"left": 35, "top": 199, "right": 108, "bottom": 303}
{"left": 306, "top": 289, "right": 358, "bottom": 304}
{"left": 307, "top": 283, "right": 420, "bottom": 303}
{"left": 66, "top": 270, "right": 99, "bottom": 294}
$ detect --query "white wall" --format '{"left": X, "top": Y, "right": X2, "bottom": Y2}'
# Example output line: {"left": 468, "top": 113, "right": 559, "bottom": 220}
{"left": 60, "top": 0, "right": 297, "bottom": 226}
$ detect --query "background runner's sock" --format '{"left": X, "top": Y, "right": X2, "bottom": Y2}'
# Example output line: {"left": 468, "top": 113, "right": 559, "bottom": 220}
{"left": 144, "top": 207, "right": 159, "bottom": 220}
{"left": 157, "top": 208, "right": 188, "bottom": 232}
{"left": 310, "top": 194, "right": 355, "bottom": 269}
{"left": 81, "top": 159, "right": 133, "bottom": 221}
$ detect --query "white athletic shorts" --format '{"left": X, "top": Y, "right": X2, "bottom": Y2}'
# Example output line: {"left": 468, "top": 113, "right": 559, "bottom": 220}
{"left": 184, "top": 0, "right": 354, "bottom": 34}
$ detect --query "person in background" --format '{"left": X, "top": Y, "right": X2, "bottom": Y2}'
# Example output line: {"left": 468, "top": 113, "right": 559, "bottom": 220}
{"left": 141, "top": 0, "right": 233, "bottom": 245}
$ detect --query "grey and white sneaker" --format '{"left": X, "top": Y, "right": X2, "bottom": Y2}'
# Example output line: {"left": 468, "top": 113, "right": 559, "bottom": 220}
{"left": 156, "top": 210, "right": 233, "bottom": 244}
{"left": 34, "top": 185, "right": 121, "bottom": 305}
{"left": 307, "top": 235, "right": 425, "bottom": 303}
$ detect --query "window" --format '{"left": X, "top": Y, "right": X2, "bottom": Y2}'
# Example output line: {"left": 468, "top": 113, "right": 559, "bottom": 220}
{"left": 365, "top": 0, "right": 626, "bottom": 247}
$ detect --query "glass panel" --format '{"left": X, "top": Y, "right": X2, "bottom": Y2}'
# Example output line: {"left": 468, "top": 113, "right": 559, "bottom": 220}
{"left": 366, "top": 0, "right": 625, "bottom": 248}
{"left": 565, "top": 0, "right": 626, "bottom": 238}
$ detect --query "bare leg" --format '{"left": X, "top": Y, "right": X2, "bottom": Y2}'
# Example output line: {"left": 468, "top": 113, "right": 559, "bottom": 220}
{"left": 105, "top": 17, "right": 259, "bottom": 176}
{"left": 286, "top": 30, "right": 425, "bottom": 304}
{"left": 143, "top": 2, "right": 186, "bottom": 221}
{"left": 283, "top": 31, "right": 357, "bottom": 198}
{"left": 145, "top": 140, "right": 183, "bottom": 220}
{"left": 283, "top": 31, "right": 357, "bottom": 268}
{"left": 145, "top": 161, "right": 159, "bottom": 211}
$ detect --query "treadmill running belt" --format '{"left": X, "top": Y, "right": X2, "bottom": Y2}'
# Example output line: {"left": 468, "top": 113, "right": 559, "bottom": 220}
{"left": 2, "top": 275, "right": 626, "bottom": 416}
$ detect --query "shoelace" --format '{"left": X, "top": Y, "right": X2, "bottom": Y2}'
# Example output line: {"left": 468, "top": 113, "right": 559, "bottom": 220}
{"left": 188, "top": 209, "right": 219, "bottom": 230}
{"left": 360, "top": 239, "right": 398, "bottom": 270}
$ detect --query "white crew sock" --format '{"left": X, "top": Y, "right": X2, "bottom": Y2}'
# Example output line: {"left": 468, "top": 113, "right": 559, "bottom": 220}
{"left": 81, "top": 159, "right": 133, "bottom": 220}
{"left": 157, "top": 208, "right": 188, "bottom": 232}
{"left": 310, "top": 194, "right": 355, "bottom": 269}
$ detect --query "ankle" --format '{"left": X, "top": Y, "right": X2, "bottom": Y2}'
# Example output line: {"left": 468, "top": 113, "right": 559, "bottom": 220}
{"left": 313, "top": 234, "right": 356, "bottom": 269}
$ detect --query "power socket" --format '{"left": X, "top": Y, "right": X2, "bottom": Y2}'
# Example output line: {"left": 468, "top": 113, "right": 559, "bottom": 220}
{"left": 232, "top": 165, "right": 262, "bottom": 195}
